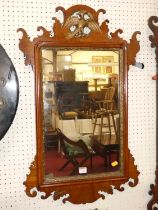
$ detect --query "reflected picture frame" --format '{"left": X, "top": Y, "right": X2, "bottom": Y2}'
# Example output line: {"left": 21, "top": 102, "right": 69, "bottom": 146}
{"left": 92, "top": 56, "right": 114, "bottom": 74}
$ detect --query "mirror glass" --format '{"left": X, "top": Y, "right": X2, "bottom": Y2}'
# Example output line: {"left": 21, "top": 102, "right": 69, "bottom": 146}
{"left": 40, "top": 47, "right": 124, "bottom": 182}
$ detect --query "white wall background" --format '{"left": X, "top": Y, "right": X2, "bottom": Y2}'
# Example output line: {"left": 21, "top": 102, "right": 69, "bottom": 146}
{"left": 0, "top": 0, "right": 157, "bottom": 209}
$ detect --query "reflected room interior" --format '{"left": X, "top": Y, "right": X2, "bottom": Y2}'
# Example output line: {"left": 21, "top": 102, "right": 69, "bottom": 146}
{"left": 41, "top": 48, "right": 121, "bottom": 179}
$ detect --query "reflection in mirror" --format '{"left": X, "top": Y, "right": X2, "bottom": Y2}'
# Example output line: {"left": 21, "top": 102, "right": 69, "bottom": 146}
{"left": 41, "top": 47, "right": 122, "bottom": 180}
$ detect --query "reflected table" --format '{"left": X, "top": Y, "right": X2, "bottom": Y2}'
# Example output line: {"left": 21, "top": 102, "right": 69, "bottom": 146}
{"left": 91, "top": 135, "right": 120, "bottom": 168}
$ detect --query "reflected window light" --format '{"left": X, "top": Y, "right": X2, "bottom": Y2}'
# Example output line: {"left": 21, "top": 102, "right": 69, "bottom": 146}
{"left": 5, "top": 79, "right": 17, "bottom": 92}
{"left": 65, "top": 55, "right": 72, "bottom": 62}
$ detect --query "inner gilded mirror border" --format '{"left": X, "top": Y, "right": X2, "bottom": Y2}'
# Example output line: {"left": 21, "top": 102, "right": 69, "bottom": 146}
{"left": 39, "top": 47, "right": 125, "bottom": 183}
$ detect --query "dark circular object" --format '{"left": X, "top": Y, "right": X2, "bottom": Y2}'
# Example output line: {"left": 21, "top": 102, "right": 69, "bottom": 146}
{"left": 0, "top": 44, "right": 19, "bottom": 140}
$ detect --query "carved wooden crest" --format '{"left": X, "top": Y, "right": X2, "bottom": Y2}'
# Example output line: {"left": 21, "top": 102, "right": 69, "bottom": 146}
{"left": 17, "top": 5, "right": 140, "bottom": 68}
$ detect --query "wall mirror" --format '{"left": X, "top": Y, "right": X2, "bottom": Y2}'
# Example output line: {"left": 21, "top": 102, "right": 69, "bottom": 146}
{"left": 18, "top": 4, "right": 140, "bottom": 204}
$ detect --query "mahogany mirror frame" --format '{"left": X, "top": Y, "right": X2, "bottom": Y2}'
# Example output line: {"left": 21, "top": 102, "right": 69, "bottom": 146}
{"left": 147, "top": 16, "right": 158, "bottom": 210}
{"left": 17, "top": 4, "right": 140, "bottom": 204}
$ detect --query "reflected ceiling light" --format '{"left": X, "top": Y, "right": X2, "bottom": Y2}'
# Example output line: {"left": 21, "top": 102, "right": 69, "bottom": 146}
{"left": 93, "top": 73, "right": 109, "bottom": 79}
{"left": 88, "top": 62, "right": 118, "bottom": 66}
{"left": 83, "top": 72, "right": 109, "bottom": 80}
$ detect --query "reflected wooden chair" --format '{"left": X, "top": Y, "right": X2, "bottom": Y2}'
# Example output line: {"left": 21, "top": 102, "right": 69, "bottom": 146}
{"left": 92, "top": 86, "right": 118, "bottom": 141}
{"left": 56, "top": 128, "right": 93, "bottom": 175}
{"left": 97, "top": 86, "right": 116, "bottom": 110}
{"left": 56, "top": 95, "right": 78, "bottom": 139}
